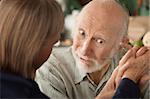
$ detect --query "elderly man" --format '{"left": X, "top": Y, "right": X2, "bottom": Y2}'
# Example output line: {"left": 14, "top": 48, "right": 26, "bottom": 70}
{"left": 36, "top": 0, "right": 149, "bottom": 99}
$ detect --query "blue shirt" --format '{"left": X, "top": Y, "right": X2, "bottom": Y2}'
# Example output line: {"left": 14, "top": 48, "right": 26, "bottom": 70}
{"left": 113, "top": 78, "right": 140, "bottom": 99}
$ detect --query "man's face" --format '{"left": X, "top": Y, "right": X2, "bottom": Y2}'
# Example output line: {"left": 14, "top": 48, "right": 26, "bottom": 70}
{"left": 73, "top": 10, "right": 124, "bottom": 73}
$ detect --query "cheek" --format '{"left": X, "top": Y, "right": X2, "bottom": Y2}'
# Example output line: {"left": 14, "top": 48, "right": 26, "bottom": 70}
{"left": 95, "top": 49, "right": 106, "bottom": 60}
{"left": 95, "top": 47, "right": 113, "bottom": 62}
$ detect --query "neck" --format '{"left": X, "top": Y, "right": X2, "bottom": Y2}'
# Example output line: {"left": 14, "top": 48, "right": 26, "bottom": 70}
{"left": 89, "top": 64, "right": 110, "bottom": 85}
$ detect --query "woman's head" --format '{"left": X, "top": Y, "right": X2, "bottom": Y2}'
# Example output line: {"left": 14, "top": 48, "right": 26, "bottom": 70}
{"left": 0, "top": 0, "right": 64, "bottom": 79}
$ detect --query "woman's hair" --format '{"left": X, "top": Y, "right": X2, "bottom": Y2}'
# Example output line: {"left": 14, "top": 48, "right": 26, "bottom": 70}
{"left": 0, "top": 0, "right": 64, "bottom": 79}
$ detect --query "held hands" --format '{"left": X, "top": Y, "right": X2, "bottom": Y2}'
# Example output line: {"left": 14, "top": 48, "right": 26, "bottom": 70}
{"left": 116, "top": 46, "right": 150, "bottom": 88}
{"left": 96, "top": 46, "right": 150, "bottom": 99}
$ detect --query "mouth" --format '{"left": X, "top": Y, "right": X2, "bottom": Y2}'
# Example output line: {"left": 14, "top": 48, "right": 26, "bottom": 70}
{"left": 79, "top": 57, "right": 92, "bottom": 65}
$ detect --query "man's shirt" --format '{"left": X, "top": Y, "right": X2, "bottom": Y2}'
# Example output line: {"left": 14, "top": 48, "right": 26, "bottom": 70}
{"left": 35, "top": 47, "right": 149, "bottom": 99}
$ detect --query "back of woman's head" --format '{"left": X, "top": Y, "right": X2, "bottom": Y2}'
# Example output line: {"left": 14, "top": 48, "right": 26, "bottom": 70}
{"left": 0, "top": 0, "right": 64, "bottom": 79}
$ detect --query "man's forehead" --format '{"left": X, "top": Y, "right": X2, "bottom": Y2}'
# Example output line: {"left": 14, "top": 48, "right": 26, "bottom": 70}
{"left": 76, "top": 13, "right": 122, "bottom": 34}
{"left": 76, "top": 7, "right": 126, "bottom": 34}
{"left": 77, "top": 0, "right": 126, "bottom": 22}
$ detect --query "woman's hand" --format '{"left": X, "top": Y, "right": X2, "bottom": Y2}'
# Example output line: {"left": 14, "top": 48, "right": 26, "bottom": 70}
{"left": 116, "top": 46, "right": 150, "bottom": 89}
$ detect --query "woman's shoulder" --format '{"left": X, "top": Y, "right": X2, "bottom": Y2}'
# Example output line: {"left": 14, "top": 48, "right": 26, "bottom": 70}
{"left": 0, "top": 71, "right": 49, "bottom": 98}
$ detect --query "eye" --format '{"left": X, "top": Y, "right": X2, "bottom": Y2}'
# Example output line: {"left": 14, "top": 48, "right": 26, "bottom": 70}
{"left": 94, "top": 38, "right": 105, "bottom": 46}
{"left": 79, "top": 30, "right": 85, "bottom": 37}
{"left": 96, "top": 39, "right": 104, "bottom": 44}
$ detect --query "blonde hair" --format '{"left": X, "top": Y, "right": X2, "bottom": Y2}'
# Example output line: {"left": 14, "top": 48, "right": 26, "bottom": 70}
{"left": 0, "top": 0, "right": 64, "bottom": 79}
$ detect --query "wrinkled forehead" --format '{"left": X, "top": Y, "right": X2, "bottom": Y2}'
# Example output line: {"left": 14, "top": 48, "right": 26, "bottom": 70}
{"left": 76, "top": 0, "right": 127, "bottom": 35}
{"left": 78, "top": 0, "right": 127, "bottom": 18}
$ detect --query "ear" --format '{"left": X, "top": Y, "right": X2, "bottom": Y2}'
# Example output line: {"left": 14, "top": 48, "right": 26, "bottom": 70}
{"left": 119, "top": 36, "right": 132, "bottom": 50}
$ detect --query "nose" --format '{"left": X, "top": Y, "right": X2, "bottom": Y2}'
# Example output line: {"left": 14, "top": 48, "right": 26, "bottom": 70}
{"left": 80, "top": 39, "right": 92, "bottom": 56}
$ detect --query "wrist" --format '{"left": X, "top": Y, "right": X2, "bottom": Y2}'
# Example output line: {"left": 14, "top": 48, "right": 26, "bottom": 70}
{"left": 122, "top": 75, "right": 138, "bottom": 84}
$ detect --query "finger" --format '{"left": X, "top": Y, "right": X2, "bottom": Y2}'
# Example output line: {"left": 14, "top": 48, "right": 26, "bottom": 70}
{"left": 105, "top": 67, "right": 119, "bottom": 89}
{"left": 119, "top": 46, "right": 139, "bottom": 67}
{"left": 103, "top": 68, "right": 119, "bottom": 95}
{"left": 132, "top": 46, "right": 140, "bottom": 58}
{"left": 115, "top": 76, "right": 121, "bottom": 88}
{"left": 108, "top": 67, "right": 119, "bottom": 83}
{"left": 119, "top": 49, "right": 132, "bottom": 67}
{"left": 115, "top": 63, "right": 130, "bottom": 87}
{"left": 138, "top": 51, "right": 150, "bottom": 67}
{"left": 136, "top": 47, "right": 148, "bottom": 57}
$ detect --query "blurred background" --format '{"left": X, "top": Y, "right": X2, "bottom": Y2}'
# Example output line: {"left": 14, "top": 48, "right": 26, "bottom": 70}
{"left": 55, "top": 0, "right": 150, "bottom": 47}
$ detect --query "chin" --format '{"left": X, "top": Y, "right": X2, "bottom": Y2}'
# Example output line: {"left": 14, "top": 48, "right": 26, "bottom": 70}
{"left": 77, "top": 58, "right": 111, "bottom": 74}
{"left": 77, "top": 61, "right": 101, "bottom": 73}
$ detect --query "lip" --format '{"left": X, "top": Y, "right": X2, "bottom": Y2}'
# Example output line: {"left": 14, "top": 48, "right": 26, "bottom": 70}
{"left": 79, "top": 57, "right": 92, "bottom": 65}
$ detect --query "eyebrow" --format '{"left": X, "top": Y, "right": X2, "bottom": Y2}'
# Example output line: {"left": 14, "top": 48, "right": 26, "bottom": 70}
{"left": 93, "top": 32, "right": 106, "bottom": 39}
{"left": 93, "top": 36, "right": 105, "bottom": 42}
{"left": 78, "top": 28, "right": 85, "bottom": 32}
